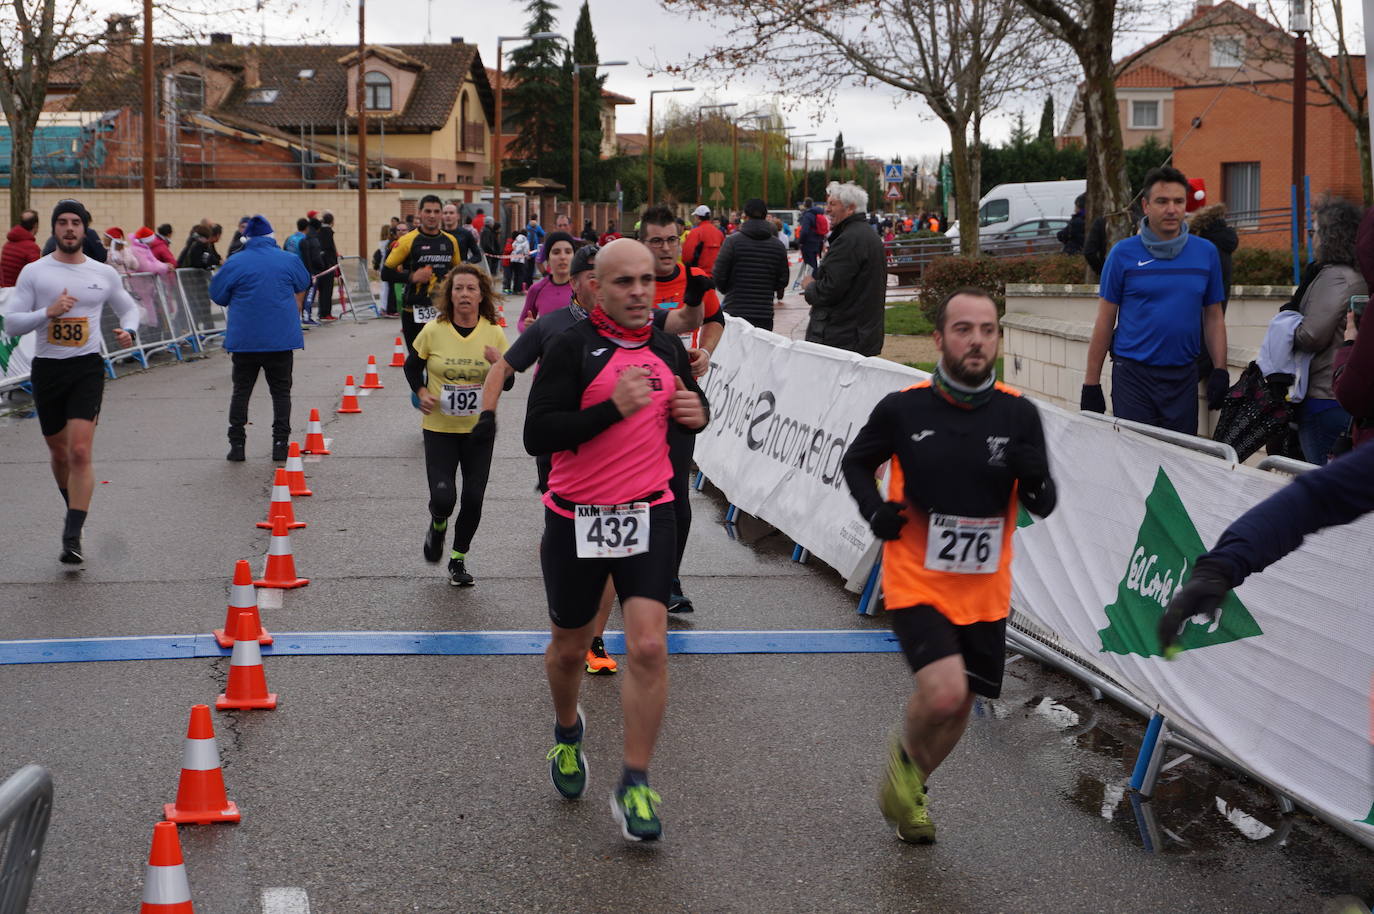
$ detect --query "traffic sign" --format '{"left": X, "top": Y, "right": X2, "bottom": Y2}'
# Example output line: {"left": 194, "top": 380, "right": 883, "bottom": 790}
{"left": 709, "top": 171, "right": 725, "bottom": 203}
{"left": 883, "top": 163, "right": 904, "bottom": 183}
{"left": 886, "top": 183, "right": 901, "bottom": 199}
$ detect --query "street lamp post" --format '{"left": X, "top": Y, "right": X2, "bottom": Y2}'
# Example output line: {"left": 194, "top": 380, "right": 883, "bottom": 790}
{"left": 571, "top": 59, "right": 626, "bottom": 230}
{"left": 752, "top": 117, "right": 792, "bottom": 208}
{"left": 494, "top": 31, "right": 561, "bottom": 237}
{"left": 802, "top": 139, "right": 828, "bottom": 201}
{"left": 733, "top": 110, "right": 762, "bottom": 213}
{"left": 696, "top": 102, "right": 736, "bottom": 203}
{"left": 647, "top": 86, "right": 694, "bottom": 205}
{"left": 784, "top": 132, "right": 814, "bottom": 208}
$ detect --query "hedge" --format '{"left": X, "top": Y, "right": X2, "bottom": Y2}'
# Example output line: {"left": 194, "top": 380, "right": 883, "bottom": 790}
{"left": 916, "top": 254, "right": 1089, "bottom": 322}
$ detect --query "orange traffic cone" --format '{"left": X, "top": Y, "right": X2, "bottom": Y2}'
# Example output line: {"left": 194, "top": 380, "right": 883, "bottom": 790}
{"left": 255, "top": 468, "right": 305, "bottom": 531}
{"left": 497, "top": 300, "right": 507, "bottom": 328}
{"left": 301, "top": 408, "right": 330, "bottom": 456}
{"left": 389, "top": 336, "right": 406, "bottom": 367}
{"left": 254, "top": 515, "right": 308, "bottom": 589}
{"left": 216, "top": 611, "right": 279, "bottom": 710}
{"left": 164, "top": 704, "right": 240, "bottom": 824}
{"left": 338, "top": 375, "right": 362, "bottom": 414}
{"left": 140, "top": 821, "right": 195, "bottom": 913}
{"left": 360, "top": 355, "right": 384, "bottom": 389}
{"left": 214, "top": 560, "right": 271, "bottom": 649}
{"left": 284, "top": 442, "right": 312, "bottom": 497}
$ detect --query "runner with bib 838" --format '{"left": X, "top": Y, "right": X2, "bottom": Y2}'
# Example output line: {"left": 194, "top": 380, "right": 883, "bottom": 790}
{"left": 841, "top": 287, "right": 1057, "bottom": 843}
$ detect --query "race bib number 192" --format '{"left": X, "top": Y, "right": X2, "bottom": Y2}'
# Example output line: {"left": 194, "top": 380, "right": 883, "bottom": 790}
{"left": 924, "top": 513, "right": 1002, "bottom": 574}
{"left": 574, "top": 503, "right": 650, "bottom": 559}
{"left": 440, "top": 383, "right": 481, "bottom": 417}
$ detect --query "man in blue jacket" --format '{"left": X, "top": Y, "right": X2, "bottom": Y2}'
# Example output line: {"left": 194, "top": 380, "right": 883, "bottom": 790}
{"left": 209, "top": 215, "right": 312, "bottom": 462}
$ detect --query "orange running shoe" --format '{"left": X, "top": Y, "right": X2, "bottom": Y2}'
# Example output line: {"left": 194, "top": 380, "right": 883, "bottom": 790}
{"left": 585, "top": 636, "right": 618, "bottom": 675}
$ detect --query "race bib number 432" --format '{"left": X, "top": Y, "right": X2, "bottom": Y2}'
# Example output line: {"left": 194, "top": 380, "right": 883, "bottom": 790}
{"left": 48, "top": 316, "right": 89, "bottom": 347}
{"left": 574, "top": 503, "right": 649, "bottom": 559}
{"left": 924, "top": 513, "right": 1003, "bottom": 574}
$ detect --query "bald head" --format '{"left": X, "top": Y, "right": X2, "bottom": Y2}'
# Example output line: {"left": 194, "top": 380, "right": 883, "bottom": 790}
{"left": 592, "top": 238, "right": 656, "bottom": 328}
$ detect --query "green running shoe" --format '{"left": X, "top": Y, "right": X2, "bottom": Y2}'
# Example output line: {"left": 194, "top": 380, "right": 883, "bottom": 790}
{"left": 546, "top": 708, "right": 587, "bottom": 799}
{"left": 611, "top": 784, "right": 663, "bottom": 842}
{"left": 878, "top": 737, "right": 935, "bottom": 844}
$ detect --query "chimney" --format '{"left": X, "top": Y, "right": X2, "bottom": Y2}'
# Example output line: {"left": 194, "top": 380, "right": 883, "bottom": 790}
{"left": 209, "top": 33, "right": 233, "bottom": 45}
{"left": 104, "top": 14, "right": 136, "bottom": 69}
{"left": 451, "top": 37, "right": 465, "bottom": 45}
{"left": 243, "top": 47, "right": 261, "bottom": 89}
{"left": 1194, "top": 0, "right": 1212, "bottom": 12}
{"left": 1247, "top": 2, "right": 1256, "bottom": 10}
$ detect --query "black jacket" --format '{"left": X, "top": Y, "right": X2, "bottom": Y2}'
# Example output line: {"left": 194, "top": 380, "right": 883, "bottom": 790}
{"left": 298, "top": 232, "right": 325, "bottom": 275}
{"left": 802, "top": 212, "right": 887, "bottom": 356}
{"left": 1057, "top": 211, "right": 1085, "bottom": 255}
{"left": 179, "top": 237, "right": 221, "bottom": 270}
{"left": 713, "top": 218, "right": 789, "bottom": 326}
{"left": 318, "top": 225, "right": 339, "bottom": 266}
{"left": 1189, "top": 206, "right": 1238, "bottom": 304}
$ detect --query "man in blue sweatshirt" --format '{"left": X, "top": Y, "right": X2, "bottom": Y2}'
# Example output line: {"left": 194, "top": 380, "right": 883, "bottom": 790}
{"left": 209, "top": 215, "right": 312, "bottom": 462}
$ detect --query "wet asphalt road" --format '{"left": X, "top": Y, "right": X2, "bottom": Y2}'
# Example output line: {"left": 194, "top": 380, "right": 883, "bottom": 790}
{"left": 1, "top": 300, "right": 1371, "bottom": 913}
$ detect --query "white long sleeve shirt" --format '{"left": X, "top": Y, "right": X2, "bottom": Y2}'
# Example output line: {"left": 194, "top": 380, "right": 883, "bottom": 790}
{"left": 3, "top": 254, "right": 140, "bottom": 359}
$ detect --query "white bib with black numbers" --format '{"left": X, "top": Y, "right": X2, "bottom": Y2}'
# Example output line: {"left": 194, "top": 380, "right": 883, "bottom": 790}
{"left": 413, "top": 305, "right": 439, "bottom": 324}
{"left": 573, "top": 502, "right": 650, "bottom": 559}
{"left": 924, "top": 513, "right": 1003, "bottom": 574}
{"left": 439, "top": 383, "right": 481, "bottom": 417}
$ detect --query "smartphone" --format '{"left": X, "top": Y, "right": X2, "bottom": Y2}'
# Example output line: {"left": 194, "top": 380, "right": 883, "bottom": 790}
{"left": 1351, "top": 294, "right": 1369, "bottom": 317}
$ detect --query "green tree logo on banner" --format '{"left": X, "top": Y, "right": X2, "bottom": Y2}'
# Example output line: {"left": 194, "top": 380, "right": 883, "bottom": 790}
{"left": 0, "top": 315, "right": 19, "bottom": 374}
{"left": 1098, "top": 467, "right": 1263, "bottom": 658}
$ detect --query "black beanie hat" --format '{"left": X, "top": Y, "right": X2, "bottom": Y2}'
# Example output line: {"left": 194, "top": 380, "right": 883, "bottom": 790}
{"left": 51, "top": 199, "right": 91, "bottom": 231}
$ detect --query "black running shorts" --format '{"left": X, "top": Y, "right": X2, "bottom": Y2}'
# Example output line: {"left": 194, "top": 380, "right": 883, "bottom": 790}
{"left": 31, "top": 354, "right": 105, "bottom": 438}
{"left": 541, "top": 502, "right": 677, "bottom": 629}
{"left": 889, "top": 604, "right": 1008, "bottom": 699}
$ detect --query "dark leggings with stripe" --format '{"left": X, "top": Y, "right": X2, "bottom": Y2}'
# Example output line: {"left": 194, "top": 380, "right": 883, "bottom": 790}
{"left": 423, "top": 429, "right": 494, "bottom": 554}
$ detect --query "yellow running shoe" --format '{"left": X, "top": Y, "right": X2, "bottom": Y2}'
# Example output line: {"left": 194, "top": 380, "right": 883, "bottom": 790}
{"left": 585, "top": 636, "right": 618, "bottom": 675}
{"left": 878, "top": 737, "right": 935, "bottom": 844}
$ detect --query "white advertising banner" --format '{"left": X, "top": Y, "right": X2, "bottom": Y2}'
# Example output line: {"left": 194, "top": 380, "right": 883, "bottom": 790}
{"left": 696, "top": 315, "right": 927, "bottom": 583}
{"left": 0, "top": 287, "right": 36, "bottom": 389}
{"left": 697, "top": 314, "right": 1373, "bottom": 838}
{"left": 1011, "top": 404, "right": 1374, "bottom": 839}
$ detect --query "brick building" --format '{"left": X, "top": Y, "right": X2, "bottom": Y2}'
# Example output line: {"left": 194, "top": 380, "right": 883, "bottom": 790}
{"left": 1060, "top": 0, "right": 1366, "bottom": 250}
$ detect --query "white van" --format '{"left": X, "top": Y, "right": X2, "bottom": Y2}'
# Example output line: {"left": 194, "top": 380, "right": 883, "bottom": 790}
{"left": 947, "top": 180, "right": 1085, "bottom": 240}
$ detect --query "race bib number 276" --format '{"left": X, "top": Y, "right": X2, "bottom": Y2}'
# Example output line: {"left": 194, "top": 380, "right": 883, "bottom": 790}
{"left": 924, "top": 513, "right": 1003, "bottom": 574}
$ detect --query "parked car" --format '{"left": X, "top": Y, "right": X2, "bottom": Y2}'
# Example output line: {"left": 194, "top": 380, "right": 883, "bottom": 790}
{"left": 947, "top": 180, "right": 1085, "bottom": 241}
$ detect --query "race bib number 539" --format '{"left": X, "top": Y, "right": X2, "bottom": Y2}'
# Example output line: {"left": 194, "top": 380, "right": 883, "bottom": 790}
{"left": 574, "top": 503, "right": 649, "bottom": 558}
{"left": 924, "top": 513, "right": 1002, "bottom": 574}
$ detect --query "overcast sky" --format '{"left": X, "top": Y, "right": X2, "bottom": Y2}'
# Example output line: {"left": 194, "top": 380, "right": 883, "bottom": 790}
{"left": 84, "top": 0, "right": 1366, "bottom": 170}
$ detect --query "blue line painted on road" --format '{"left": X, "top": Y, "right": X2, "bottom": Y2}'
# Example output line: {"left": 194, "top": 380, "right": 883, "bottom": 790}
{"left": 0, "top": 629, "right": 901, "bottom": 665}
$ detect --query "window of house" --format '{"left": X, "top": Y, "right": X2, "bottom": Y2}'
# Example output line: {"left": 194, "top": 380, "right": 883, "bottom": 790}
{"left": 978, "top": 198, "right": 1009, "bottom": 227}
{"left": 246, "top": 88, "right": 280, "bottom": 104}
{"left": 1130, "top": 100, "right": 1160, "bottom": 129}
{"left": 364, "top": 71, "right": 392, "bottom": 111}
{"left": 459, "top": 92, "right": 470, "bottom": 151}
{"left": 1223, "top": 162, "right": 1261, "bottom": 227}
{"left": 168, "top": 73, "right": 205, "bottom": 112}
{"left": 1211, "top": 37, "right": 1243, "bottom": 68}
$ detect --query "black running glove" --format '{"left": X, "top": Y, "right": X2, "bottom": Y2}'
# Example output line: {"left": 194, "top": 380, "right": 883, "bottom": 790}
{"left": 1080, "top": 384, "right": 1106, "bottom": 414}
{"left": 683, "top": 270, "right": 716, "bottom": 308}
{"left": 1206, "top": 368, "right": 1230, "bottom": 410}
{"left": 469, "top": 410, "right": 497, "bottom": 444}
{"left": 868, "top": 502, "right": 908, "bottom": 541}
{"left": 1157, "top": 559, "right": 1232, "bottom": 659}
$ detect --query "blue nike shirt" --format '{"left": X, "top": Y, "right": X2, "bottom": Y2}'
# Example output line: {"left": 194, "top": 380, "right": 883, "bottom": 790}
{"left": 1099, "top": 233, "right": 1225, "bottom": 367}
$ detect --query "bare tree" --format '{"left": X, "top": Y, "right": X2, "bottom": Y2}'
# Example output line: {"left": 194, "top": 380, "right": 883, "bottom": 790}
{"left": 0, "top": 0, "right": 107, "bottom": 224}
{"left": 659, "top": 0, "right": 1061, "bottom": 255}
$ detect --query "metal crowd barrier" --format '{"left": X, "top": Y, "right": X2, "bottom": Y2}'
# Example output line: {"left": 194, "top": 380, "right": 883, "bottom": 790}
{"left": 0, "top": 765, "right": 52, "bottom": 914}
{"left": 337, "top": 256, "right": 381, "bottom": 321}
{"left": 175, "top": 268, "right": 226, "bottom": 349}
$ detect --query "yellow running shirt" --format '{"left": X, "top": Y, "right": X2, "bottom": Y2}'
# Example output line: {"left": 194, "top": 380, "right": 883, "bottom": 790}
{"left": 413, "top": 317, "right": 509, "bottom": 434}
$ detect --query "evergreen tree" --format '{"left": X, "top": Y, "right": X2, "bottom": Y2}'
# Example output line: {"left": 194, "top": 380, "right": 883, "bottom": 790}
{"left": 506, "top": 0, "right": 568, "bottom": 181}
{"left": 1038, "top": 96, "right": 1056, "bottom": 144}
{"left": 569, "top": 1, "right": 607, "bottom": 200}
{"left": 830, "top": 132, "right": 845, "bottom": 170}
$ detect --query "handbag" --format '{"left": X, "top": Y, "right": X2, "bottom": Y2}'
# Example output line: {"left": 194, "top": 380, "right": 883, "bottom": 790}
{"left": 1213, "top": 361, "right": 1295, "bottom": 461}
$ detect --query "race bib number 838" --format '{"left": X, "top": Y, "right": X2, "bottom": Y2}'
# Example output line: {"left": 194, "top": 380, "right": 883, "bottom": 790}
{"left": 574, "top": 503, "right": 649, "bottom": 559}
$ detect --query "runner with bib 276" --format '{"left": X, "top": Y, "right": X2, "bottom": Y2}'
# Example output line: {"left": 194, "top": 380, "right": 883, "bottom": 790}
{"left": 842, "top": 288, "right": 1057, "bottom": 844}
{"left": 523, "top": 239, "right": 708, "bottom": 842}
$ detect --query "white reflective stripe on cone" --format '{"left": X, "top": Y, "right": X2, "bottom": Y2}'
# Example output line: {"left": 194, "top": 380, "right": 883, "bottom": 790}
{"left": 267, "top": 535, "right": 292, "bottom": 557}
{"left": 343, "top": 385, "right": 356, "bottom": 395}
{"left": 230, "top": 637, "right": 263, "bottom": 667}
{"left": 286, "top": 455, "right": 304, "bottom": 472}
{"left": 271, "top": 484, "right": 291, "bottom": 500}
{"left": 181, "top": 736, "right": 221, "bottom": 771}
{"left": 143, "top": 864, "right": 192, "bottom": 904}
{"left": 229, "top": 582, "right": 257, "bottom": 608}
{"left": 307, "top": 420, "right": 323, "bottom": 433}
